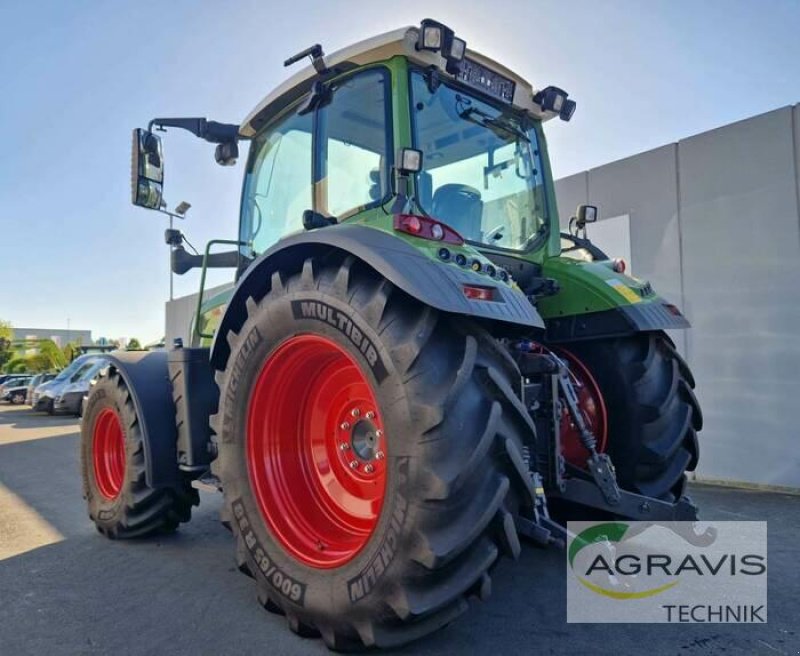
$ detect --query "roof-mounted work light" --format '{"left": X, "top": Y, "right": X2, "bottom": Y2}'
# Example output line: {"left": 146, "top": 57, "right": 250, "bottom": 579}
{"left": 534, "top": 86, "right": 577, "bottom": 121}
{"left": 418, "top": 20, "right": 443, "bottom": 51}
{"left": 416, "top": 19, "right": 467, "bottom": 74}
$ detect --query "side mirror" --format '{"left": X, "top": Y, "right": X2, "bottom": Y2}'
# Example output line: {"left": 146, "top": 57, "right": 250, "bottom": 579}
{"left": 576, "top": 204, "right": 598, "bottom": 226}
{"left": 131, "top": 128, "right": 164, "bottom": 209}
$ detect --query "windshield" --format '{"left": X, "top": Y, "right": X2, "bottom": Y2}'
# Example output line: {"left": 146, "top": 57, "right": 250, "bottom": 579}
{"left": 410, "top": 71, "right": 547, "bottom": 251}
{"left": 54, "top": 356, "right": 95, "bottom": 382}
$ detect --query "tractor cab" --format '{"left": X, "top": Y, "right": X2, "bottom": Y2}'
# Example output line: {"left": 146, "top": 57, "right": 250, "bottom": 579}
{"left": 132, "top": 22, "right": 578, "bottom": 295}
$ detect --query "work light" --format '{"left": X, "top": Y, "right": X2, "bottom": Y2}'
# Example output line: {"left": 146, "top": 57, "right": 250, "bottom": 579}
{"left": 445, "top": 36, "right": 466, "bottom": 62}
{"left": 397, "top": 147, "right": 423, "bottom": 174}
{"left": 419, "top": 22, "right": 443, "bottom": 51}
{"left": 534, "top": 86, "right": 577, "bottom": 122}
{"left": 417, "top": 20, "right": 467, "bottom": 73}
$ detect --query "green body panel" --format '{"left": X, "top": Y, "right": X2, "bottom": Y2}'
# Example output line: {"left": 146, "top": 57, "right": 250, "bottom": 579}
{"left": 190, "top": 55, "right": 674, "bottom": 342}
{"left": 536, "top": 257, "right": 659, "bottom": 319}
{"left": 194, "top": 287, "right": 233, "bottom": 347}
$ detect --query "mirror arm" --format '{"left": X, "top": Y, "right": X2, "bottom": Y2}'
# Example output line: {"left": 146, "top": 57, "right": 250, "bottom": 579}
{"left": 148, "top": 117, "right": 241, "bottom": 144}
{"left": 171, "top": 246, "right": 241, "bottom": 275}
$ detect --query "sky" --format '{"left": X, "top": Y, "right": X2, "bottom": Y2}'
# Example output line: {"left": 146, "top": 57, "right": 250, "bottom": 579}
{"left": 1, "top": 0, "right": 799, "bottom": 344}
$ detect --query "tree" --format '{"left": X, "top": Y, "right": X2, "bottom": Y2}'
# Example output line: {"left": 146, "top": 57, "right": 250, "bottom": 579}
{"left": 127, "top": 337, "right": 142, "bottom": 350}
{"left": 25, "top": 353, "right": 52, "bottom": 373}
{"left": 38, "top": 339, "right": 67, "bottom": 370}
{"left": 4, "top": 357, "right": 27, "bottom": 373}
{"left": 0, "top": 319, "right": 14, "bottom": 371}
{"left": 62, "top": 341, "right": 81, "bottom": 363}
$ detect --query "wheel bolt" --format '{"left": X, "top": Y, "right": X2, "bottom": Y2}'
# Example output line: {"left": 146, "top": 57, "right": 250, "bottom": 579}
{"left": 351, "top": 408, "right": 361, "bottom": 417}
{"left": 375, "top": 430, "right": 383, "bottom": 439}
{"left": 375, "top": 450, "right": 385, "bottom": 460}
{"left": 364, "top": 464, "right": 374, "bottom": 474}
{"left": 349, "top": 460, "right": 359, "bottom": 469}
{"left": 340, "top": 421, "right": 350, "bottom": 430}
{"left": 366, "top": 411, "right": 375, "bottom": 419}
{"left": 339, "top": 443, "right": 350, "bottom": 451}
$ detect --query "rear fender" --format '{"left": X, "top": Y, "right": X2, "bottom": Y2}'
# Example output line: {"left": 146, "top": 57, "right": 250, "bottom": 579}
{"left": 539, "top": 257, "right": 690, "bottom": 342}
{"left": 210, "top": 224, "right": 544, "bottom": 371}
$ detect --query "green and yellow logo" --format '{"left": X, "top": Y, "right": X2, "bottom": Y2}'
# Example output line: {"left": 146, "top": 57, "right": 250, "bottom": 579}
{"left": 568, "top": 522, "right": 678, "bottom": 600}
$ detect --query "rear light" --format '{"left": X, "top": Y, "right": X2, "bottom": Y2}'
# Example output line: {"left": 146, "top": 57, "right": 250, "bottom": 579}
{"left": 612, "top": 258, "right": 626, "bottom": 274}
{"left": 463, "top": 285, "right": 496, "bottom": 301}
{"left": 393, "top": 214, "right": 464, "bottom": 245}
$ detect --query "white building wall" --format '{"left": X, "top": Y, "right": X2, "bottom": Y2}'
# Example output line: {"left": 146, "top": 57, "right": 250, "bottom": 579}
{"left": 555, "top": 104, "right": 800, "bottom": 489}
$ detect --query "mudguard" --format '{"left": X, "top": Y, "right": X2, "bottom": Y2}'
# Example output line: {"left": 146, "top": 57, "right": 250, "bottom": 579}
{"left": 103, "top": 350, "right": 181, "bottom": 489}
{"left": 210, "top": 223, "right": 544, "bottom": 371}
{"left": 538, "top": 257, "right": 690, "bottom": 343}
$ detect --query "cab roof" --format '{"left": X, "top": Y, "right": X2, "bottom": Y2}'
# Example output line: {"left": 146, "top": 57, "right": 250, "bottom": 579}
{"left": 240, "top": 25, "right": 556, "bottom": 138}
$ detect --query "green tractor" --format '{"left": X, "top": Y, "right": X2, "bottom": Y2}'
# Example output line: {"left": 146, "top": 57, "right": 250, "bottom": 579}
{"left": 82, "top": 20, "right": 701, "bottom": 650}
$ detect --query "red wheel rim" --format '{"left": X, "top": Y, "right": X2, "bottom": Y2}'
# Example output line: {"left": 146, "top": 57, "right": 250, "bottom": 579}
{"left": 247, "top": 334, "right": 387, "bottom": 569}
{"left": 555, "top": 349, "right": 608, "bottom": 467}
{"left": 93, "top": 407, "right": 126, "bottom": 500}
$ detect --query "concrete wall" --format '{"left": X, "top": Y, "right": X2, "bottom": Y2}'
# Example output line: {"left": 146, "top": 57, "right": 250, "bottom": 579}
{"left": 555, "top": 104, "right": 800, "bottom": 489}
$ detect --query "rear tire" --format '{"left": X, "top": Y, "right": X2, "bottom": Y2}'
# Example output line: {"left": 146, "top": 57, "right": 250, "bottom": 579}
{"left": 81, "top": 370, "right": 198, "bottom": 538}
{"left": 213, "top": 256, "right": 535, "bottom": 651}
{"left": 562, "top": 331, "right": 701, "bottom": 500}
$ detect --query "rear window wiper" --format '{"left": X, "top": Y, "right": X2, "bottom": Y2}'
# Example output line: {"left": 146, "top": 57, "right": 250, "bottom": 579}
{"left": 458, "top": 106, "right": 530, "bottom": 143}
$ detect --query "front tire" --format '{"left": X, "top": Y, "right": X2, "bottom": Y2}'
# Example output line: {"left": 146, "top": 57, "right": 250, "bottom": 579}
{"left": 81, "top": 370, "right": 198, "bottom": 538}
{"left": 213, "top": 257, "right": 535, "bottom": 650}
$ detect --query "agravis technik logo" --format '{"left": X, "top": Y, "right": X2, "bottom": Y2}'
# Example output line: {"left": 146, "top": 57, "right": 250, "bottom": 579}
{"left": 566, "top": 521, "right": 767, "bottom": 623}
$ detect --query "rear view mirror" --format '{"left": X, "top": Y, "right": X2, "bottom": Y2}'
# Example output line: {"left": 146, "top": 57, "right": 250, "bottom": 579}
{"left": 131, "top": 128, "right": 164, "bottom": 209}
{"left": 576, "top": 204, "right": 598, "bottom": 225}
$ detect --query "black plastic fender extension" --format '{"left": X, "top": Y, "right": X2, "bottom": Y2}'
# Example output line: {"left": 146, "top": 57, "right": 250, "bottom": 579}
{"left": 209, "top": 224, "right": 545, "bottom": 371}
{"left": 544, "top": 301, "right": 691, "bottom": 343}
{"left": 102, "top": 351, "right": 182, "bottom": 489}
{"left": 103, "top": 348, "right": 219, "bottom": 488}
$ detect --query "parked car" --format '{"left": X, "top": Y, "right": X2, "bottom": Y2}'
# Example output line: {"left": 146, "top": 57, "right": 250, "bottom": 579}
{"left": 32, "top": 355, "right": 101, "bottom": 414}
{"left": 25, "top": 373, "right": 57, "bottom": 405}
{"left": 53, "top": 359, "right": 108, "bottom": 416}
{"left": 0, "top": 375, "right": 33, "bottom": 398}
{"left": 2, "top": 383, "right": 30, "bottom": 405}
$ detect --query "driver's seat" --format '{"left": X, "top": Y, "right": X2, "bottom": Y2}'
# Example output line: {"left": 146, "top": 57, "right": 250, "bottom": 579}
{"left": 431, "top": 184, "right": 483, "bottom": 240}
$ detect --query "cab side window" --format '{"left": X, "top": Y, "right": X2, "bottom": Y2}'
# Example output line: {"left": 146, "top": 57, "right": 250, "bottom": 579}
{"left": 318, "top": 69, "right": 392, "bottom": 218}
{"left": 246, "top": 111, "right": 313, "bottom": 254}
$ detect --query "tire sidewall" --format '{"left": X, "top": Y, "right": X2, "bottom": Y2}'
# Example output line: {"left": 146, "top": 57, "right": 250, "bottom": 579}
{"left": 217, "top": 286, "right": 422, "bottom": 623}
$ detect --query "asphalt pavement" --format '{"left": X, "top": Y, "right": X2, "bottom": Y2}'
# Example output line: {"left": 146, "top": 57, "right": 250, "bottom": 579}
{"left": 0, "top": 404, "right": 797, "bottom": 655}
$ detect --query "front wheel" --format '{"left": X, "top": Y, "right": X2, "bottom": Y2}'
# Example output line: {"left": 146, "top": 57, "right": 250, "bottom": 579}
{"left": 213, "top": 257, "right": 535, "bottom": 650}
{"left": 81, "top": 370, "right": 198, "bottom": 538}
